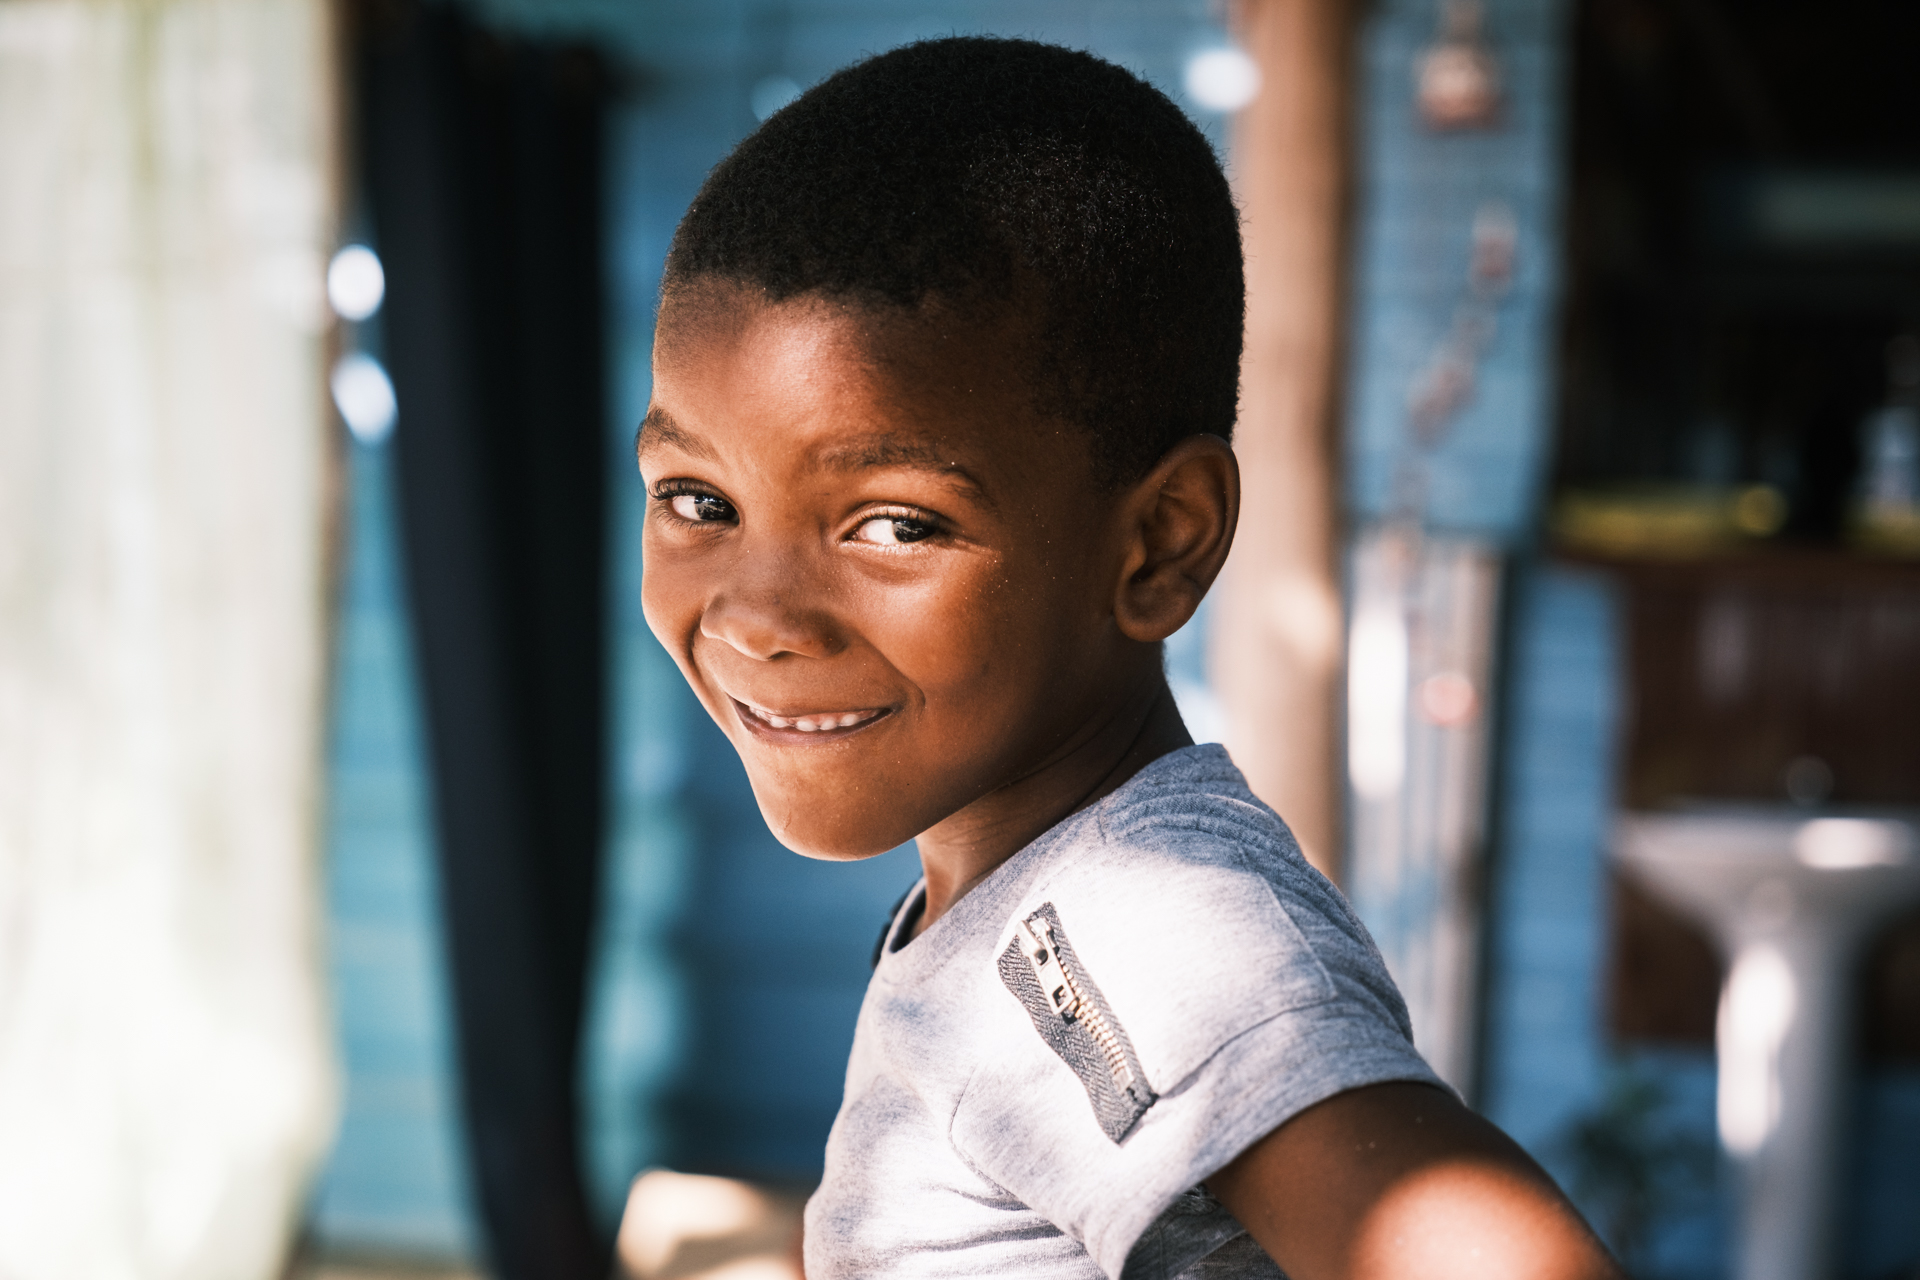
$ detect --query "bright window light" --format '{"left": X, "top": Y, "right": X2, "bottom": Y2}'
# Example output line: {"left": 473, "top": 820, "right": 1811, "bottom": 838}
{"left": 331, "top": 353, "right": 397, "bottom": 445}
{"left": 1184, "top": 47, "right": 1261, "bottom": 114}
{"left": 327, "top": 244, "right": 386, "bottom": 322}
{"left": 1348, "top": 603, "right": 1409, "bottom": 801}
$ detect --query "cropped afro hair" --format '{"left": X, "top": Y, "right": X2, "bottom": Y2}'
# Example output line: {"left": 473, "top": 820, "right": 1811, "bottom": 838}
{"left": 663, "top": 36, "right": 1243, "bottom": 487}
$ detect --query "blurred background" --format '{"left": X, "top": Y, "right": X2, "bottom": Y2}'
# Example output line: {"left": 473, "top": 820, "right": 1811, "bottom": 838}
{"left": 1, "top": 1, "right": 1916, "bottom": 1279}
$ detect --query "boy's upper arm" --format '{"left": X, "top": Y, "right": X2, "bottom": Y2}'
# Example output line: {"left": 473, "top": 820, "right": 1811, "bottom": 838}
{"left": 946, "top": 816, "right": 1444, "bottom": 1277}
{"left": 1206, "top": 1081, "right": 1626, "bottom": 1280}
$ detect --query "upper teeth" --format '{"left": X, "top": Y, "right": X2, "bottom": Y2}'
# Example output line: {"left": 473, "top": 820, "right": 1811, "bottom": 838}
{"left": 752, "top": 706, "right": 877, "bottom": 733}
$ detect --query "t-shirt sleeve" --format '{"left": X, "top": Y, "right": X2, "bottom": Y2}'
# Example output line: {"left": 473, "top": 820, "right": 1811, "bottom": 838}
{"left": 947, "top": 805, "right": 1442, "bottom": 1280}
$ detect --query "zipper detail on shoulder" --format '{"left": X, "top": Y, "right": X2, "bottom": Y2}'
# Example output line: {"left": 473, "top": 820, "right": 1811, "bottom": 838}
{"left": 1017, "top": 914, "right": 1136, "bottom": 1094}
{"left": 998, "top": 901, "right": 1156, "bottom": 1143}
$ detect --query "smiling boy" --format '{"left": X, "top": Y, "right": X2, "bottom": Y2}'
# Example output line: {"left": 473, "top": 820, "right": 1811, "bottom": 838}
{"left": 637, "top": 36, "right": 1620, "bottom": 1280}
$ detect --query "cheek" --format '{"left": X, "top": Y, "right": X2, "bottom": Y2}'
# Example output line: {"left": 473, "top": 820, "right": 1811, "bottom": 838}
{"left": 638, "top": 540, "right": 706, "bottom": 661}
{"left": 864, "top": 555, "right": 1066, "bottom": 711}
{"left": 870, "top": 562, "right": 993, "bottom": 663}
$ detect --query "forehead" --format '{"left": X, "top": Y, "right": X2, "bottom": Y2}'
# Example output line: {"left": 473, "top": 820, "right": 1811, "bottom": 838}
{"left": 643, "top": 283, "right": 1075, "bottom": 486}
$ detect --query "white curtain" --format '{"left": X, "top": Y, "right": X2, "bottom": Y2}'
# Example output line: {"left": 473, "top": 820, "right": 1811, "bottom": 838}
{"left": 0, "top": 1, "right": 338, "bottom": 1276}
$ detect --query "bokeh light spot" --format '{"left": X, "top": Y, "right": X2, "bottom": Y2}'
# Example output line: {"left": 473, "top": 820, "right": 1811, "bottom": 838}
{"left": 1184, "top": 47, "right": 1260, "bottom": 114}
{"left": 327, "top": 244, "right": 386, "bottom": 322}
{"left": 330, "top": 353, "right": 398, "bottom": 445}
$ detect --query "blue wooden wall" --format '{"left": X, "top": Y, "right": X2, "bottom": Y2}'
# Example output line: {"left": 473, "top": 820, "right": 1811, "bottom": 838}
{"left": 1343, "top": 0, "right": 1570, "bottom": 540}
{"left": 310, "top": 437, "right": 476, "bottom": 1257}
{"left": 1479, "top": 566, "right": 1620, "bottom": 1153}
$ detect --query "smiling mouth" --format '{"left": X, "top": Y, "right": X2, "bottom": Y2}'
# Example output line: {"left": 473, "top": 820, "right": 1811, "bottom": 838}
{"left": 734, "top": 698, "right": 889, "bottom": 736}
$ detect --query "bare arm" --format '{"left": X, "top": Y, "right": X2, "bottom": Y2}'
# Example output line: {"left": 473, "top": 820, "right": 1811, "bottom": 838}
{"left": 1206, "top": 1082, "right": 1625, "bottom": 1280}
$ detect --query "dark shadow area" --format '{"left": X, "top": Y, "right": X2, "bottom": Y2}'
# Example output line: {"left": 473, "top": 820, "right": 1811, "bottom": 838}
{"left": 352, "top": 3, "right": 611, "bottom": 1275}
{"left": 1556, "top": 0, "right": 1920, "bottom": 531}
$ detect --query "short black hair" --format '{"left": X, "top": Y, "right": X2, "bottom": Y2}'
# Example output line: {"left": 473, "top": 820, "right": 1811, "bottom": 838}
{"left": 663, "top": 36, "right": 1243, "bottom": 487}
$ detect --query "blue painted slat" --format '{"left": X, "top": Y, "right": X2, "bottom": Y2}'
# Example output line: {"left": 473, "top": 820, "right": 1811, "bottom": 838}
{"left": 1480, "top": 566, "right": 1619, "bottom": 1155}
{"left": 310, "top": 439, "right": 477, "bottom": 1258}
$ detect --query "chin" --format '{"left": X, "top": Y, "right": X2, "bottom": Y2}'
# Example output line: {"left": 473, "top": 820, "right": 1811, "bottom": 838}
{"left": 788, "top": 842, "right": 896, "bottom": 863}
{"left": 751, "top": 783, "right": 918, "bottom": 862}
{"left": 741, "top": 759, "right": 929, "bottom": 859}
{"left": 766, "top": 823, "right": 903, "bottom": 863}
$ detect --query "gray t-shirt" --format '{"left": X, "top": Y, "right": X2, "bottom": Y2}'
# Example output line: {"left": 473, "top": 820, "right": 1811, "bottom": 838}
{"left": 804, "top": 745, "right": 1441, "bottom": 1280}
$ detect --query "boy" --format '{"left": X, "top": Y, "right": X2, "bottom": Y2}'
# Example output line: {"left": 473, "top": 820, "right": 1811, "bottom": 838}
{"left": 637, "top": 37, "right": 1620, "bottom": 1280}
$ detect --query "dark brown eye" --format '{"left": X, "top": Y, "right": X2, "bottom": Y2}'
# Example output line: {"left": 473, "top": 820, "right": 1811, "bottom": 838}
{"left": 852, "top": 515, "right": 934, "bottom": 545}
{"left": 667, "top": 492, "right": 734, "bottom": 522}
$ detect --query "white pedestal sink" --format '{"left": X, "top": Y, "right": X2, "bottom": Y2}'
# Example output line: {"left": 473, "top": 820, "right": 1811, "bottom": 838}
{"left": 1615, "top": 809, "right": 1920, "bottom": 1280}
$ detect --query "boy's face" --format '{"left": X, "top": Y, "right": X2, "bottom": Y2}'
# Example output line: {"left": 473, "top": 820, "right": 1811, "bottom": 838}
{"left": 639, "top": 282, "right": 1147, "bottom": 859}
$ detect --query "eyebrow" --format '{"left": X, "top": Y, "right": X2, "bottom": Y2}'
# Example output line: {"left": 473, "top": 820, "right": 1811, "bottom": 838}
{"left": 634, "top": 405, "right": 716, "bottom": 461}
{"left": 637, "top": 409, "right": 994, "bottom": 507}
{"left": 811, "top": 436, "right": 994, "bottom": 506}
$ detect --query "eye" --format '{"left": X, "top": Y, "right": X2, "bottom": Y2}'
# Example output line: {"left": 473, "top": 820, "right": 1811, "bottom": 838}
{"left": 666, "top": 491, "right": 735, "bottom": 523}
{"left": 851, "top": 514, "right": 935, "bottom": 545}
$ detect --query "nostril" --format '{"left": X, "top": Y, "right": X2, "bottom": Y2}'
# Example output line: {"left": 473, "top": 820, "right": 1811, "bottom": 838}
{"left": 699, "top": 593, "right": 844, "bottom": 661}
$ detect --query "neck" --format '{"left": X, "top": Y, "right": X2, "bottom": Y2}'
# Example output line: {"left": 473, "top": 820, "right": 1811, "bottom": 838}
{"left": 910, "top": 671, "right": 1193, "bottom": 938}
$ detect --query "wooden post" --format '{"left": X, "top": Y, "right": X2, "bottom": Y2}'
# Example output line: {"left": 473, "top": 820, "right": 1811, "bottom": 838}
{"left": 1215, "top": 0, "right": 1354, "bottom": 879}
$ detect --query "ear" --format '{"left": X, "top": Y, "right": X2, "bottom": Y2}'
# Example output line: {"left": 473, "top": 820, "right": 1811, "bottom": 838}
{"left": 1111, "top": 435, "right": 1240, "bottom": 643}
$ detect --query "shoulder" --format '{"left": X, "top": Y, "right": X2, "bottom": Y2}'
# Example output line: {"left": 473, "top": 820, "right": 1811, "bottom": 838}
{"left": 1042, "top": 746, "right": 1387, "bottom": 999}
{"left": 944, "top": 748, "right": 1436, "bottom": 1274}
{"left": 1075, "top": 744, "right": 1330, "bottom": 905}
{"left": 995, "top": 746, "right": 1408, "bottom": 1097}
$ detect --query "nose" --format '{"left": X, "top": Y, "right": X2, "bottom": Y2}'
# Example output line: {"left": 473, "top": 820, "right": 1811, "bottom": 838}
{"left": 699, "top": 555, "right": 845, "bottom": 662}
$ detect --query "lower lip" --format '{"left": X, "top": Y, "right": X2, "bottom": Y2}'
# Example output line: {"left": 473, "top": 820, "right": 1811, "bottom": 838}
{"left": 731, "top": 699, "right": 892, "bottom": 743}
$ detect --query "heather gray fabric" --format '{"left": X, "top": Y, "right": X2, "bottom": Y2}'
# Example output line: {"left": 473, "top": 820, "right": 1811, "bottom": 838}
{"left": 804, "top": 745, "right": 1442, "bottom": 1280}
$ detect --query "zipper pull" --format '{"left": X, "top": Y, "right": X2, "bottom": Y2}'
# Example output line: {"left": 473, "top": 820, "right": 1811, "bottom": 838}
{"left": 1016, "top": 916, "right": 1078, "bottom": 1024}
